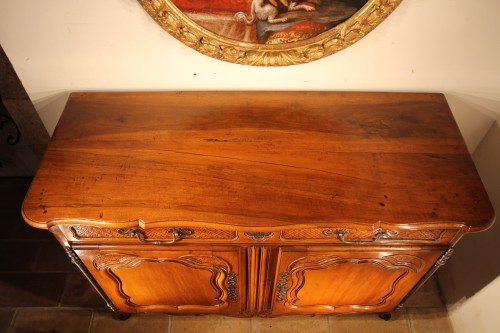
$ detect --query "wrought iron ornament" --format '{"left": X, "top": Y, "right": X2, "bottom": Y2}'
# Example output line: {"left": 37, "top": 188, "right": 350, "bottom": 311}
{"left": 0, "top": 114, "right": 21, "bottom": 145}
{"left": 395, "top": 247, "right": 455, "bottom": 312}
{"left": 435, "top": 248, "right": 454, "bottom": 267}
{"left": 64, "top": 246, "right": 118, "bottom": 312}
{"left": 275, "top": 272, "right": 290, "bottom": 302}
{"left": 227, "top": 272, "right": 238, "bottom": 302}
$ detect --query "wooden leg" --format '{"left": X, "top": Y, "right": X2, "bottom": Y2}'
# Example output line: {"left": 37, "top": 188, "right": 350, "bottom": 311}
{"left": 113, "top": 313, "right": 131, "bottom": 321}
{"left": 379, "top": 313, "right": 392, "bottom": 321}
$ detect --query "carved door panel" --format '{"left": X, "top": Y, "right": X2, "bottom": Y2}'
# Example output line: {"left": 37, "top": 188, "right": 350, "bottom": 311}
{"left": 76, "top": 247, "right": 243, "bottom": 314}
{"left": 271, "top": 247, "right": 443, "bottom": 315}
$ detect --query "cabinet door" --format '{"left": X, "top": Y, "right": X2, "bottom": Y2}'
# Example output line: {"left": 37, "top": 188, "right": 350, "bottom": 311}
{"left": 76, "top": 247, "right": 243, "bottom": 314}
{"left": 271, "top": 247, "right": 443, "bottom": 315}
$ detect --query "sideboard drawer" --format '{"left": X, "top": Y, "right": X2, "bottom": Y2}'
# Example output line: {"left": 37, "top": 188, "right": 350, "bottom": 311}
{"left": 61, "top": 224, "right": 461, "bottom": 246}
{"left": 280, "top": 226, "right": 460, "bottom": 245}
{"left": 59, "top": 225, "right": 239, "bottom": 243}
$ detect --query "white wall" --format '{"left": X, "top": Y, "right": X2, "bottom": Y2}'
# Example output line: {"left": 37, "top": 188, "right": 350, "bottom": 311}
{"left": 446, "top": 122, "right": 500, "bottom": 333}
{"left": 1, "top": 0, "right": 500, "bottom": 135}
{"left": 1, "top": 0, "right": 499, "bottom": 331}
{"left": 448, "top": 275, "right": 500, "bottom": 333}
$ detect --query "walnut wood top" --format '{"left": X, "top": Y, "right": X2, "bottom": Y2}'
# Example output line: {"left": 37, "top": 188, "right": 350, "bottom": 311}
{"left": 22, "top": 92, "right": 494, "bottom": 231}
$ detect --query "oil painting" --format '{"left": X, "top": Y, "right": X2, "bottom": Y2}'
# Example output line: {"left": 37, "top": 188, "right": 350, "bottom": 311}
{"left": 170, "top": 0, "right": 368, "bottom": 44}
{"left": 138, "top": 0, "right": 402, "bottom": 66}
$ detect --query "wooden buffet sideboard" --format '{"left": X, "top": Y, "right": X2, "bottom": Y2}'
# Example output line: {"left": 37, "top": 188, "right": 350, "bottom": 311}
{"left": 22, "top": 92, "right": 495, "bottom": 318}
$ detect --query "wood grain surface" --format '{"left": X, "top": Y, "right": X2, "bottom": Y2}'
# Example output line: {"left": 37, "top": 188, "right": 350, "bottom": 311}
{"left": 22, "top": 91, "right": 494, "bottom": 231}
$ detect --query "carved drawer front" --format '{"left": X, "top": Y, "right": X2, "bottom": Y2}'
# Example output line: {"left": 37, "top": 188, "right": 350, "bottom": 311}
{"left": 271, "top": 247, "right": 443, "bottom": 315}
{"left": 63, "top": 225, "right": 238, "bottom": 243}
{"left": 76, "top": 247, "right": 242, "bottom": 314}
{"left": 280, "top": 226, "right": 454, "bottom": 244}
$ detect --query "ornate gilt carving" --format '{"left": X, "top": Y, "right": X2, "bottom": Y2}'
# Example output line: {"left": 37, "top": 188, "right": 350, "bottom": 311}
{"left": 137, "top": 0, "right": 402, "bottom": 66}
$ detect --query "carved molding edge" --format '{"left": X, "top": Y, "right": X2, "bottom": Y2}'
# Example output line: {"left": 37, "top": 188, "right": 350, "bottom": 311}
{"left": 137, "top": 0, "right": 402, "bottom": 66}
{"left": 279, "top": 254, "right": 424, "bottom": 309}
{"left": 395, "top": 248, "right": 455, "bottom": 311}
{"left": 93, "top": 253, "right": 237, "bottom": 308}
{"left": 247, "top": 247, "right": 271, "bottom": 313}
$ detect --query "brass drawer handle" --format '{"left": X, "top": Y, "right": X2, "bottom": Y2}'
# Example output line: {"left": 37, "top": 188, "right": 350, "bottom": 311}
{"left": 117, "top": 228, "right": 194, "bottom": 245}
{"left": 244, "top": 232, "right": 274, "bottom": 241}
{"left": 323, "top": 228, "right": 399, "bottom": 244}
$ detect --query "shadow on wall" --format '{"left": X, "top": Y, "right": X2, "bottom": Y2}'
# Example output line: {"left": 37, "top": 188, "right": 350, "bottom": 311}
{"left": 437, "top": 119, "right": 500, "bottom": 305}
{"left": 30, "top": 91, "right": 71, "bottom": 136}
{"left": 445, "top": 93, "right": 500, "bottom": 153}
{"left": 0, "top": 45, "right": 50, "bottom": 176}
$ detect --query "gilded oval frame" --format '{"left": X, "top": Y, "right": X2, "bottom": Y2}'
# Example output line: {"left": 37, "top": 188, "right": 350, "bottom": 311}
{"left": 138, "top": 0, "right": 402, "bottom": 66}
